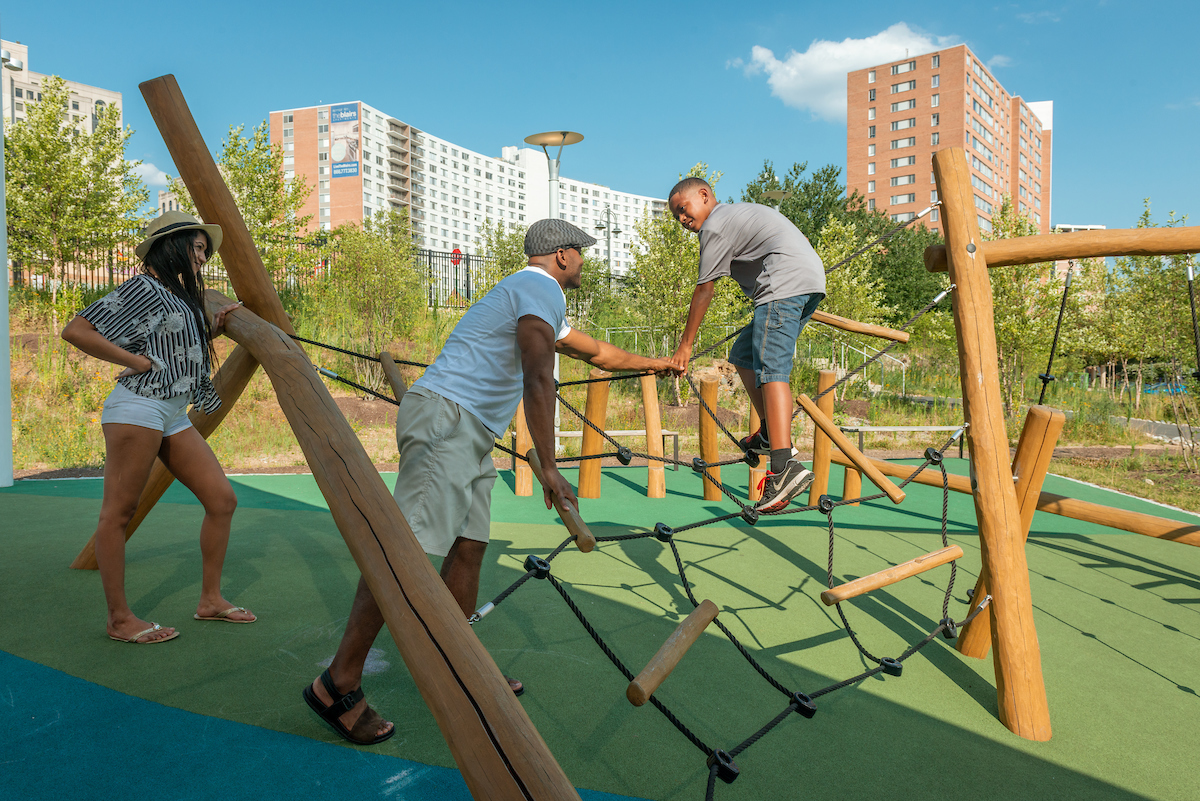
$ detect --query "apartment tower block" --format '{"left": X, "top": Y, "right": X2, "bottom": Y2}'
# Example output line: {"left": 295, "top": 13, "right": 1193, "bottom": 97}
{"left": 846, "top": 44, "right": 1051, "bottom": 234}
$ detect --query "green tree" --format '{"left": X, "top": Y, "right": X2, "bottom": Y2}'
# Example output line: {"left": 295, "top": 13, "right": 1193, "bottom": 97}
{"left": 305, "top": 209, "right": 423, "bottom": 388}
{"left": 168, "top": 120, "right": 312, "bottom": 282}
{"left": 475, "top": 218, "right": 527, "bottom": 299}
{"left": 985, "top": 197, "right": 1062, "bottom": 415}
{"left": 5, "top": 75, "right": 148, "bottom": 312}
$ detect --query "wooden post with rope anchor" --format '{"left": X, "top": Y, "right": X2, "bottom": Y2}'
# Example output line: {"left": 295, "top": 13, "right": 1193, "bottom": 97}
{"left": 808, "top": 370, "right": 837, "bottom": 506}
{"left": 514, "top": 399, "right": 533, "bottom": 497}
{"left": 957, "top": 405, "right": 1064, "bottom": 658}
{"left": 747, "top": 404, "right": 766, "bottom": 502}
{"left": 578, "top": 369, "right": 611, "bottom": 498}
{"left": 640, "top": 374, "right": 666, "bottom": 498}
{"left": 933, "top": 145, "right": 1051, "bottom": 741}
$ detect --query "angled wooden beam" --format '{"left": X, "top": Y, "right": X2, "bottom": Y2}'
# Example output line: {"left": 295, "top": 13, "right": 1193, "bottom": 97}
{"left": 934, "top": 146, "right": 1050, "bottom": 741}
{"left": 808, "top": 371, "right": 837, "bottom": 506}
{"left": 958, "top": 406, "right": 1064, "bottom": 658}
{"left": 797, "top": 393, "right": 905, "bottom": 504}
{"left": 526, "top": 447, "right": 596, "bottom": 553}
{"left": 811, "top": 310, "right": 910, "bottom": 343}
{"left": 924, "top": 226, "right": 1200, "bottom": 273}
{"left": 213, "top": 294, "right": 579, "bottom": 799}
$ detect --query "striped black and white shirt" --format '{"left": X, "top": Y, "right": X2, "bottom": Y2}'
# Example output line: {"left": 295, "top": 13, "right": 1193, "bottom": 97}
{"left": 79, "top": 274, "right": 221, "bottom": 414}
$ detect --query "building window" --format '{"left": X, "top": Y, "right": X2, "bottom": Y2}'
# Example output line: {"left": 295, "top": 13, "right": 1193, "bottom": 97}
{"left": 868, "top": 198, "right": 875, "bottom": 211}
{"left": 890, "top": 193, "right": 916, "bottom": 205}
{"left": 891, "top": 211, "right": 917, "bottom": 222}
{"left": 283, "top": 113, "right": 293, "bottom": 123}
{"left": 891, "top": 60, "right": 916, "bottom": 75}
{"left": 868, "top": 108, "right": 876, "bottom": 120}
{"left": 868, "top": 144, "right": 875, "bottom": 156}
{"left": 891, "top": 156, "right": 916, "bottom": 168}
{"left": 868, "top": 125, "right": 876, "bottom": 138}
{"left": 931, "top": 132, "right": 940, "bottom": 146}
{"left": 931, "top": 94, "right": 939, "bottom": 107}
{"left": 891, "top": 80, "right": 916, "bottom": 94}
{"left": 868, "top": 181, "right": 875, "bottom": 193}
{"left": 931, "top": 114, "right": 940, "bottom": 126}
{"left": 891, "top": 118, "right": 916, "bottom": 131}
{"left": 891, "top": 99, "right": 916, "bottom": 112}
{"left": 932, "top": 55, "right": 940, "bottom": 68}
{"left": 890, "top": 174, "right": 916, "bottom": 187}
{"left": 931, "top": 191, "right": 939, "bottom": 203}
{"left": 868, "top": 70, "right": 876, "bottom": 83}
{"left": 867, "top": 162, "right": 875, "bottom": 175}
{"left": 868, "top": 88, "right": 876, "bottom": 102}
{"left": 931, "top": 74, "right": 940, "bottom": 88}
{"left": 974, "top": 195, "right": 993, "bottom": 214}
{"left": 891, "top": 137, "right": 916, "bottom": 149}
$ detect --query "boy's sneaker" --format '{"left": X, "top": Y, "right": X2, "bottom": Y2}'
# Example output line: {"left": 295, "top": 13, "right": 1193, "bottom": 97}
{"left": 756, "top": 458, "right": 815, "bottom": 512}
{"left": 738, "top": 426, "right": 770, "bottom": 454}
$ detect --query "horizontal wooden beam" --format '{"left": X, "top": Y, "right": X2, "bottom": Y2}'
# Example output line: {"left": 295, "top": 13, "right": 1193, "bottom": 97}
{"left": 924, "top": 226, "right": 1200, "bottom": 272}
{"left": 627, "top": 599, "right": 719, "bottom": 707}
{"left": 810, "top": 310, "right": 910, "bottom": 343}
{"left": 829, "top": 451, "right": 1200, "bottom": 545}
{"left": 820, "top": 545, "right": 963, "bottom": 605}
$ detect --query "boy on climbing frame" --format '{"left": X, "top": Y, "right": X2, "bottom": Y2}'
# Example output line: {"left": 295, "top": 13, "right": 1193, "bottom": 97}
{"left": 667, "top": 177, "right": 826, "bottom": 512}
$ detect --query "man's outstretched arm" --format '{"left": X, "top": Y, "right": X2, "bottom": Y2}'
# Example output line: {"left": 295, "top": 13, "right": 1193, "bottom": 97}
{"left": 555, "top": 329, "right": 679, "bottom": 375}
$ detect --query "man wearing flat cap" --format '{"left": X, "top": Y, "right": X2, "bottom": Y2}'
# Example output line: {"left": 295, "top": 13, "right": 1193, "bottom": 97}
{"left": 304, "top": 219, "right": 678, "bottom": 744}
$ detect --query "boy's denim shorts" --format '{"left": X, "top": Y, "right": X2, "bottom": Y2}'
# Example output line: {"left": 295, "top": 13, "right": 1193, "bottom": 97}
{"left": 728, "top": 293, "right": 824, "bottom": 387}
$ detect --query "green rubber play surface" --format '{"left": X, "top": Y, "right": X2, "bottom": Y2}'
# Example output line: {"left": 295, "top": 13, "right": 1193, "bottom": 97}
{"left": 2, "top": 459, "right": 1198, "bottom": 800}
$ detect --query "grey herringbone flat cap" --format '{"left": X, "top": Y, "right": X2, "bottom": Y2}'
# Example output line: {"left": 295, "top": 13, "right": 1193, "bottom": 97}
{"left": 523, "top": 218, "right": 598, "bottom": 256}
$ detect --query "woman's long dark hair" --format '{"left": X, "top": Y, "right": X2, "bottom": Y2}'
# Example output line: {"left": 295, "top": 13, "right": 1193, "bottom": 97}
{"left": 142, "top": 229, "right": 218, "bottom": 371}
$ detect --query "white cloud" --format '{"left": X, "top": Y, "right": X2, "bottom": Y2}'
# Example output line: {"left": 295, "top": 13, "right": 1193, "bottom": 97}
{"left": 987, "top": 54, "right": 1013, "bottom": 69}
{"left": 743, "top": 23, "right": 960, "bottom": 122}
{"left": 132, "top": 161, "right": 169, "bottom": 187}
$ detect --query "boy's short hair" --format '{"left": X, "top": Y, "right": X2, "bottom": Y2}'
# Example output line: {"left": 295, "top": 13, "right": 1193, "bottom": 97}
{"left": 668, "top": 177, "right": 711, "bottom": 201}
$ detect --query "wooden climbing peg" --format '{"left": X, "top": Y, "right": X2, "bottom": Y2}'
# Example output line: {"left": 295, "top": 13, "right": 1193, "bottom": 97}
{"left": 820, "top": 545, "right": 963, "bottom": 605}
{"left": 527, "top": 447, "right": 596, "bottom": 552}
{"left": 627, "top": 600, "right": 719, "bottom": 706}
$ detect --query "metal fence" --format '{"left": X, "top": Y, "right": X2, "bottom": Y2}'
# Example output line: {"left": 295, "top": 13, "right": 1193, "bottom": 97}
{"left": 420, "top": 248, "right": 493, "bottom": 309}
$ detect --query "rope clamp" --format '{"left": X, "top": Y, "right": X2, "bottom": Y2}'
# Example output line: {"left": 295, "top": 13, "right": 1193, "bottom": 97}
{"left": 616, "top": 446, "right": 633, "bottom": 465}
{"left": 742, "top": 450, "right": 761, "bottom": 467}
{"left": 468, "top": 602, "right": 494, "bottom": 625}
{"left": 654, "top": 523, "right": 674, "bottom": 543}
{"left": 880, "top": 657, "right": 904, "bottom": 677}
{"left": 740, "top": 507, "right": 760, "bottom": 526}
{"left": 706, "top": 749, "right": 741, "bottom": 785}
{"left": 976, "top": 594, "right": 993, "bottom": 614}
{"left": 940, "top": 617, "right": 958, "bottom": 640}
{"left": 924, "top": 447, "right": 943, "bottom": 466}
{"left": 791, "top": 691, "right": 818, "bottom": 719}
{"left": 523, "top": 555, "right": 551, "bottom": 580}
{"left": 817, "top": 495, "right": 835, "bottom": 515}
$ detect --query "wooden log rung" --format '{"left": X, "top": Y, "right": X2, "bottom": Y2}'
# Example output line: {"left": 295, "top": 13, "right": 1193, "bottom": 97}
{"left": 820, "top": 545, "right": 963, "bottom": 605}
{"left": 526, "top": 448, "right": 596, "bottom": 553}
{"left": 627, "top": 599, "right": 719, "bottom": 707}
{"left": 796, "top": 393, "right": 906, "bottom": 504}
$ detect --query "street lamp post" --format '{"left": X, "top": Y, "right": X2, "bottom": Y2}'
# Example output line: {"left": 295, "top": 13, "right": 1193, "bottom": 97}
{"left": 594, "top": 205, "right": 622, "bottom": 287}
{"left": 1, "top": 44, "right": 26, "bottom": 487}
{"left": 523, "top": 130, "right": 583, "bottom": 451}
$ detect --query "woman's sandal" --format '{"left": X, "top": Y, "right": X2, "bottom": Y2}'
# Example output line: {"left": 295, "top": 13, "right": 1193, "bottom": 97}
{"left": 302, "top": 669, "right": 395, "bottom": 745}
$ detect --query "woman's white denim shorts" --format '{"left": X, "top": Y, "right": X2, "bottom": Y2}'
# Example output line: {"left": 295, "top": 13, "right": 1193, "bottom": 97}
{"left": 101, "top": 382, "right": 193, "bottom": 436}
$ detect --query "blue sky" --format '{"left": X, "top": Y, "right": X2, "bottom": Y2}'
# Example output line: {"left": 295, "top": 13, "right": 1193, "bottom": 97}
{"left": 6, "top": 1, "right": 1198, "bottom": 230}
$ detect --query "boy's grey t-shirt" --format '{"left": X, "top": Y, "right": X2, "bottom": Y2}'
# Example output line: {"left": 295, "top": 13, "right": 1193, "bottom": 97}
{"left": 413, "top": 266, "right": 570, "bottom": 437}
{"left": 696, "top": 203, "right": 826, "bottom": 305}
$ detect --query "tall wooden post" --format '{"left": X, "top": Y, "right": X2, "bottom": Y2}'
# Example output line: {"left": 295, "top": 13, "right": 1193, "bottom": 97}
{"left": 640, "top": 374, "right": 666, "bottom": 498}
{"left": 514, "top": 399, "right": 533, "bottom": 497}
{"left": 699, "top": 376, "right": 721, "bottom": 501}
{"left": 841, "top": 461, "right": 862, "bottom": 506}
{"left": 934, "top": 147, "right": 1051, "bottom": 741}
{"left": 578, "top": 369, "right": 611, "bottom": 498}
{"left": 958, "top": 405, "right": 1064, "bottom": 658}
{"left": 808, "top": 370, "right": 836, "bottom": 506}
{"left": 747, "top": 403, "right": 766, "bottom": 501}
{"left": 138, "top": 75, "right": 580, "bottom": 798}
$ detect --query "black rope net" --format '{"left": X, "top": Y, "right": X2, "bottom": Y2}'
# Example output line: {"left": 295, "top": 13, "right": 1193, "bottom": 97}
{"left": 285, "top": 286, "right": 984, "bottom": 799}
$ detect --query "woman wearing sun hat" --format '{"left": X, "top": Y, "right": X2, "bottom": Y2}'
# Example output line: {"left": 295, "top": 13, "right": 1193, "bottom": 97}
{"left": 62, "top": 211, "right": 255, "bottom": 644}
